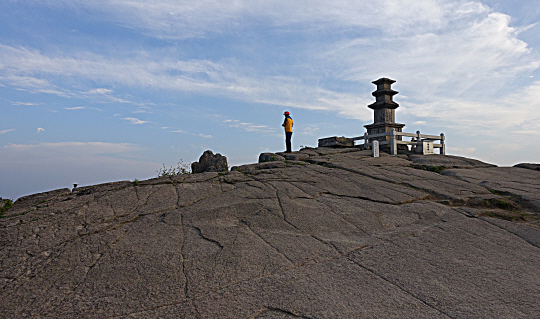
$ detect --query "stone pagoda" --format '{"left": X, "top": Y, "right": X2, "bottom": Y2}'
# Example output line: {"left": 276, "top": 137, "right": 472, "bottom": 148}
{"left": 364, "top": 77, "right": 406, "bottom": 148}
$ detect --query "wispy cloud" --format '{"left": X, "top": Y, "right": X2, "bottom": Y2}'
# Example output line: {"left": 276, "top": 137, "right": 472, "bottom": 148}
{"left": 223, "top": 119, "right": 275, "bottom": 133}
{"left": 133, "top": 106, "right": 153, "bottom": 113}
{"left": 122, "top": 117, "right": 148, "bottom": 124}
{"left": 86, "top": 88, "right": 113, "bottom": 95}
{"left": 0, "top": 129, "right": 15, "bottom": 134}
{"left": 11, "top": 102, "right": 42, "bottom": 106}
{"left": 171, "top": 129, "right": 185, "bottom": 133}
{"left": 197, "top": 133, "right": 213, "bottom": 138}
{"left": 0, "top": 1, "right": 538, "bottom": 129}
{"left": 37, "top": 127, "right": 45, "bottom": 133}
{"left": 65, "top": 106, "right": 85, "bottom": 110}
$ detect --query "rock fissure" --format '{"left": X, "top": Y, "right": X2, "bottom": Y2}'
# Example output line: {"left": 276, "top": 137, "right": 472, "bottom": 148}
{"left": 257, "top": 307, "right": 315, "bottom": 318}
{"left": 347, "top": 257, "right": 454, "bottom": 319}
{"left": 240, "top": 220, "right": 295, "bottom": 266}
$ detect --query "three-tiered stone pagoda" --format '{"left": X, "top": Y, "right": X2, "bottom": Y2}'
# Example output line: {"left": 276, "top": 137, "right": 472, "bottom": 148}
{"left": 364, "top": 78, "right": 406, "bottom": 148}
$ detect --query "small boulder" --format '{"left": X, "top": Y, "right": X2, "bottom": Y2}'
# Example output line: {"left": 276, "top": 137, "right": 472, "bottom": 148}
{"left": 192, "top": 150, "right": 228, "bottom": 173}
{"left": 318, "top": 136, "right": 354, "bottom": 148}
{"left": 258, "top": 153, "right": 286, "bottom": 163}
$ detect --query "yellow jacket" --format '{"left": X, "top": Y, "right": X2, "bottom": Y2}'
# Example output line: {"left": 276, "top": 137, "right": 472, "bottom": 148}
{"left": 283, "top": 116, "right": 293, "bottom": 133}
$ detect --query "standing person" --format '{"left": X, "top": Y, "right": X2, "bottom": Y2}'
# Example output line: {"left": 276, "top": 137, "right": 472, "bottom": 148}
{"left": 282, "top": 111, "right": 293, "bottom": 153}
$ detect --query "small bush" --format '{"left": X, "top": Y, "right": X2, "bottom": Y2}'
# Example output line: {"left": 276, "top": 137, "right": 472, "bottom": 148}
{"left": 492, "top": 198, "right": 515, "bottom": 211}
{"left": 0, "top": 199, "right": 14, "bottom": 217}
{"left": 157, "top": 160, "right": 192, "bottom": 177}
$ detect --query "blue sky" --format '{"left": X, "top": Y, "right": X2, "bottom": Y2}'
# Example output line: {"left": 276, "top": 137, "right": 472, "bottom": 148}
{"left": 1, "top": 0, "right": 540, "bottom": 200}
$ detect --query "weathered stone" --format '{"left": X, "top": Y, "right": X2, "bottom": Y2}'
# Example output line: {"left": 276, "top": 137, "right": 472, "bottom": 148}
{"left": 2, "top": 147, "right": 540, "bottom": 318}
{"left": 191, "top": 150, "right": 228, "bottom": 173}
{"left": 514, "top": 163, "right": 540, "bottom": 171}
{"left": 442, "top": 167, "right": 540, "bottom": 210}
{"left": 258, "top": 152, "right": 286, "bottom": 163}
{"left": 13, "top": 187, "right": 71, "bottom": 207}
{"left": 275, "top": 152, "right": 309, "bottom": 161}
{"left": 409, "top": 154, "right": 496, "bottom": 168}
{"left": 317, "top": 136, "right": 354, "bottom": 148}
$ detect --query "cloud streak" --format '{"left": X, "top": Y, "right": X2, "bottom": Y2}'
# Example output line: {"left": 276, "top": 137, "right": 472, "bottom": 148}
{"left": 122, "top": 117, "right": 149, "bottom": 125}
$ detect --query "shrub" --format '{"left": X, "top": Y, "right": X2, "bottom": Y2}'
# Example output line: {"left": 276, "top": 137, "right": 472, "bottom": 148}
{"left": 0, "top": 199, "right": 14, "bottom": 217}
{"left": 157, "top": 160, "right": 192, "bottom": 177}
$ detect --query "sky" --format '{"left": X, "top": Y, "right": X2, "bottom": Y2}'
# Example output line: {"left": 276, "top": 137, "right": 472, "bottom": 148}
{"left": 1, "top": 0, "right": 540, "bottom": 200}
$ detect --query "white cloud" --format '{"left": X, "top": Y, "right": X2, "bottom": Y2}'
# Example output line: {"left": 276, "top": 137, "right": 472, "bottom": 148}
{"left": 171, "top": 129, "right": 185, "bottom": 133}
{"left": 402, "top": 81, "right": 540, "bottom": 136}
{"left": 37, "top": 127, "right": 45, "bottom": 133}
{"left": 0, "top": 1, "right": 537, "bottom": 124}
{"left": 133, "top": 106, "right": 153, "bottom": 113}
{"left": 197, "top": 133, "right": 213, "bottom": 138}
{"left": 122, "top": 117, "right": 149, "bottom": 124}
{"left": 65, "top": 106, "right": 85, "bottom": 110}
{"left": 11, "top": 102, "right": 42, "bottom": 106}
{"left": 86, "top": 88, "right": 113, "bottom": 94}
{"left": 0, "top": 129, "right": 14, "bottom": 134}
{"left": 224, "top": 118, "right": 275, "bottom": 133}
{"left": 413, "top": 121, "right": 427, "bottom": 125}
{"left": 34, "top": 0, "right": 488, "bottom": 39}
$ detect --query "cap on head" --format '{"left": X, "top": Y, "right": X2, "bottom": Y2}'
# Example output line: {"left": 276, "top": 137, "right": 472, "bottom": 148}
{"left": 283, "top": 111, "right": 290, "bottom": 115}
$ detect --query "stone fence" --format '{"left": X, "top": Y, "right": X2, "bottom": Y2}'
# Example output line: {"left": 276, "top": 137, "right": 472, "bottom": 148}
{"left": 351, "top": 129, "right": 445, "bottom": 156}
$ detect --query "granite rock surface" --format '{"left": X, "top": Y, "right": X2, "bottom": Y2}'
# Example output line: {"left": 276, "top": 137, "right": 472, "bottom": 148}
{"left": 2, "top": 148, "right": 540, "bottom": 318}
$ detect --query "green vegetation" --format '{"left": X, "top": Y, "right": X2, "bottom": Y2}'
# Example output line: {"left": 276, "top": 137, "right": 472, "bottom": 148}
{"left": 0, "top": 199, "right": 14, "bottom": 217}
{"left": 411, "top": 164, "right": 447, "bottom": 173}
{"left": 157, "top": 160, "right": 192, "bottom": 177}
{"left": 484, "top": 212, "right": 525, "bottom": 222}
{"left": 491, "top": 198, "right": 515, "bottom": 211}
{"left": 262, "top": 155, "right": 278, "bottom": 162}
{"left": 428, "top": 166, "right": 446, "bottom": 173}
{"left": 133, "top": 179, "right": 139, "bottom": 186}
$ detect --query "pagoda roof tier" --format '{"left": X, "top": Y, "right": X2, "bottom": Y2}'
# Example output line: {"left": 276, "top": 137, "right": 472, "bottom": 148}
{"left": 372, "top": 89, "right": 398, "bottom": 97}
{"left": 372, "top": 77, "right": 396, "bottom": 85}
{"left": 367, "top": 100, "right": 399, "bottom": 110}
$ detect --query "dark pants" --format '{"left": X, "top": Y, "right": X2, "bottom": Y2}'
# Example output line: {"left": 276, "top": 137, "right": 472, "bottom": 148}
{"left": 285, "top": 132, "right": 292, "bottom": 152}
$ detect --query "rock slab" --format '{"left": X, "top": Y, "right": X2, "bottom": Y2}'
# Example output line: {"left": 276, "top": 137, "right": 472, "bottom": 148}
{"left": 2, "top": 148, "right": 540, "bottom": 318}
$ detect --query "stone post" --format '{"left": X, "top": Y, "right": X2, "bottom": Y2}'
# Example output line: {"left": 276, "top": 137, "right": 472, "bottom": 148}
{"left": 372, "top": 140, "right": 379, "bottom": 157}
{"left": 440, "top": 133, "right": 446, "bottom": 155}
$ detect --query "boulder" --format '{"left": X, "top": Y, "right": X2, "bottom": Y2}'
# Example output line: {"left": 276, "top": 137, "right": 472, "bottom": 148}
{"left": 318, "top": 136, "right": 354, "bottom": 148}
{"left": 258, "top": 153, "right": 286, "bottom": 163}
{"left": 191, "top": 150, "right": 228, "bottom": 173}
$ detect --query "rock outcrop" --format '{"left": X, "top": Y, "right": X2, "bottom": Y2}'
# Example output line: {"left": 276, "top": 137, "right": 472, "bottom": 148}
{"left": 514, "top": 163, "right": 540, "bottom": 171}
{"left": 191, "top": 150, "right": 228, "bottom": 173}
{"left": 2, "top": 147, "right": 540, "bottom": 318}
{"left": 258, "top": 152, "right": 286, "bottom": 163}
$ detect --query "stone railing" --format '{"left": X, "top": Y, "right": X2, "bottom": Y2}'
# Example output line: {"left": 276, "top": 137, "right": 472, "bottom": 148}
{"left": 352, "top": 129, "right": 445, "bottom": 156}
